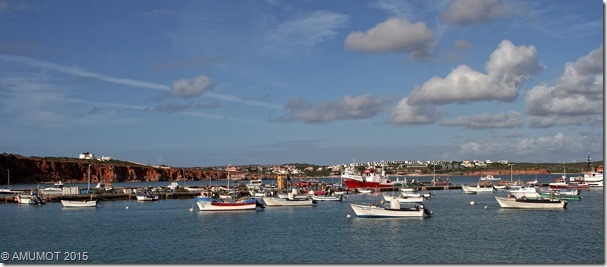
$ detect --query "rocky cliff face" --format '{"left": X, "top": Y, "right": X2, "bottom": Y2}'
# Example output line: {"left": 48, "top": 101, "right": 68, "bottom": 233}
{"left": 0, "top": 154, "right": 240, "bottom": 184}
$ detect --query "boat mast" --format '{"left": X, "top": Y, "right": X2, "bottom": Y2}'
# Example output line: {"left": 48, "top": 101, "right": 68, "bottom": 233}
{"left": 87, "top": 164, "right": 91, "bottom": 194}
{"left": 7, "top": 169, "right": 9, "bottom": 188}
{"left": 227, "top": 162, "right": 231, "bottom": 189}
{"left": 510, "top": 164, "right": 513, "bottom": 183}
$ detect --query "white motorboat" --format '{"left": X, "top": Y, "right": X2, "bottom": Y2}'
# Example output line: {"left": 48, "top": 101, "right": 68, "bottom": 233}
{"left": 508, "top": 181, "right": 540, "bottom": 199}
{"left": 480, "top": 175, "right": 501, "bottom": 181}
{"left": 461, "top": 184, "right": 496, "bottom": 194}
{"left": 40, "top": 181, "right": 64, "bottom": 195}
{"left": 382, "top": 194, "right": 424, "bottom": 203}
{"left": 349, "top": 201, "right": 432, "bottom": 218}
{"left": 184, "top": 186, "right": 206, "bottom": 193}
{"left": 136, "top": 189, "right": 159, "bottom": 201}
{"left": 495, "top": 195, "right": 567, "bottom": 209}
{"left": 61, "top": 199, "right": 98, "bottom": 207}
{"left": 14, "top": 191, "right": 45, "bottom": 205}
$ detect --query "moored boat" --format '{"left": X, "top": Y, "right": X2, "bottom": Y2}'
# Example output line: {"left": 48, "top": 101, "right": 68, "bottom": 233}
{"left": 382, "top": 194, "right": 424, "bottom": 203}
{"left": 461, "top": 184, "right": 496, "bottom": 194}
{"left": 40, "top": 181, "right": 64, "bottom": 195}
{"left": 195, "top": 196, "right": 261, "bottom": 211}
{"left": 14, "top": 190, "right": 45, "bottom": 205}
{"left": 349, "top": 201, "right": 432, "bottom": 218}
{"left": 136, "top": 189, "right": 159, "bottom": 201}
{"left": 341, "top": 161, "right": 393, "bottom": 189}
{"left": 495, "top": 195, "right": 567, "bottom": 209}
{"left": 311, "top": 195, "right": 344, "bottom": 201}
{"left": 480, "top": 174, "right": 501, "bottom": 181}
{"left": 261, "top": 196, "right": 315, "bottom": 206}
{"left": 61, "top": 199, "right": 98, "bottom": 207}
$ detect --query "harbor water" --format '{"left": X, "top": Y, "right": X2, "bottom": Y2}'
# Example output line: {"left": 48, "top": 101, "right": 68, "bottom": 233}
{"left": 0, "top": 175, "right": 604, "bottom": 264}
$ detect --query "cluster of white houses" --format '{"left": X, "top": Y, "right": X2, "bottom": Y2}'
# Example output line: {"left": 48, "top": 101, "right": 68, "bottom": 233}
{"left": 78, "top": 152, "right": 112, "bottom": 161}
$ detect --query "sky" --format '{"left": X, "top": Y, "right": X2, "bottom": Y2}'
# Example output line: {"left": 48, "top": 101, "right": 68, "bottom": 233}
{"left": 0, "top": 0, "right": 604, "bottom": 167}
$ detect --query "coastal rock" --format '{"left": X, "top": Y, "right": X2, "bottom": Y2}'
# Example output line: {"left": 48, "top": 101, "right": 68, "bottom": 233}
{"left": 0, "top": 153, "right": 251, "bottom": 184}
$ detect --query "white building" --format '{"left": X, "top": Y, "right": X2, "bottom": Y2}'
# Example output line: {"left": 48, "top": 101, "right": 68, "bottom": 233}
{"left": 79, "top": 152, "right": 95, "bottom": 160}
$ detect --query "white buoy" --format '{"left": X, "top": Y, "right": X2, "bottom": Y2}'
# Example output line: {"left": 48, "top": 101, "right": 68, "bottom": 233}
{"left": 346, "top": 213, "right": 351, "bottom": 218}
{"left": 189, "top": 207, "right": 194, "bottom": 212}
{"left": 470, "top": 201, "right": 476, "bottom": 205}
{"left": 125, "top": 206, "right": 129, "bottom": 210}
{"left": 484, "top": 206, "right": 488, "bottom": 209}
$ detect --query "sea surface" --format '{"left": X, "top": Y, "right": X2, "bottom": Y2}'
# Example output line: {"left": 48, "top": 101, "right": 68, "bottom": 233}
{"left": 1, "top": 175, "right": 604, "bottom": 264}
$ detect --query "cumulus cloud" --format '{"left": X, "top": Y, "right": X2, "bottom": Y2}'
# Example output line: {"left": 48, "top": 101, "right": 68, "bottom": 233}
{"left": 389, "top": 97, "right": 446, "bottom": 125}
{"left": 280, "top": 94, "right": 391, "bottom": 123}
{"left": 168, "top": 75, "right": 215, "bottom": 98}
{"left": 440, "top": 111, "right": 521, "bottom": 129}
{"left": 441, "top": 0, "right": 514, "bottom": 26}
{"left": 407, "top": 40, "right": 543, "bottom": 105}
{"left": 525, "top": 44, "right": 603, "bottom": 128}
{"left": 344, "top": 18, "right": 435, "bottom": 59}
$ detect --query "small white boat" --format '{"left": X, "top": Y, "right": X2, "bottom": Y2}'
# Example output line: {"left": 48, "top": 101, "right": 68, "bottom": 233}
{"left": 40, "top": 181, "right": 64, "bottom": 195}
{"left": 357, "top": 189, "right": 373, "bottom": 194}
{"left": 136, "top": 190, "right": 159, "bottom": 201}
{"left": 480, "top": 175, "right": 501, "bottom": 181}
{"left": 195, "top": 197, "right": 261, "bottom": 211}
{"left": 261, "top": 196, "right": 315, "bottom": 206}
{"left": 311, "top": 195, "right": 344, "bottom": 201}
{"left": 184, "top": 186, "right": 206, "bottom": 193}
{"left": 349, "top": 201, "right": 432, "bottom": 218}
{"left": 14, "top": 191, "right": 45, "bottom": 205}
{"left": 382, "top": 194, "right": 424, "bottom": 203}
{"left": 462, "top": 184, "right": 496, "bottom": 194}
{"left": 508, "top": 181, "right": 540, "bottom": 199}
{"left": 61, "top": 200, "right": 98, "bottom": 207}
{"left": 495, "top": 195, "right": 567, "bottom": 209}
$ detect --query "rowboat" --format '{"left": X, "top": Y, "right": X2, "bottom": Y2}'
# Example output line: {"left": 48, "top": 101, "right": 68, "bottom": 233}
{"left": 495, "top": 195, "right": 567, "bottom": 209}
{"left": 349, "top": 201, "right": 432, "bottom": 217}
{"left": 261, "top": 196, "right": 315, "bottom": 206}
{"left": 311, "top": 195, "right": 344, "bottom": 201}
{"left": 61, "top": 200, "right": 98, "bottom": 207}
{"left": 195, "top": 197, "right": 261, "bottom": 211}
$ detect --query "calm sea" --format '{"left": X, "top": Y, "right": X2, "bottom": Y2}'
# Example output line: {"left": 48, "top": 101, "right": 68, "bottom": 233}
{"left": 1, "top": 175, "right": 604, "bottom": 264}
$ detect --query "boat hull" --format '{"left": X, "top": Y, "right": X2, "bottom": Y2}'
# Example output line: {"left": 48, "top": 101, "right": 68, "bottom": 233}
{"left": 495, "top": 196, "right": 567, "bottom": 209}
{"left": 349, "top": 204, "right": 428, "bottom": 217}
{"left": 61, "top": 200, "right": 98, "bottom": 207}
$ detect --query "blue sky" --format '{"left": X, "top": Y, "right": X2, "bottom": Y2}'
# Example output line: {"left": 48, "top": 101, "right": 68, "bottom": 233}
{"left": 0, "top": 0, "right": 603, "bottom": 167}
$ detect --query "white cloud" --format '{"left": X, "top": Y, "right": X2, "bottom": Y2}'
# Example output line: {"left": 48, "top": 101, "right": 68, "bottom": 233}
{"left": 169, "top": 75, "right": 215, "bottom": 98}
{"left": 440, "top": 111, "right": 522, "bottom": 129}
{"left": 525, "top": 44, "right": 603, "bottom": 127}
{"left": 455, "top": 132, "right": 586, "bottom": 160}
{"left": 441, "top": 0, "right": 513, "bottom": 25}
{"left": 389, "top": 97, "right": 445, "bottom": 125}
{"left": 0, "top": 54, "right": 282, "bottom": 110}
{"left": 407, "top": 40, "right": 543, "bottom": 105}
{"left": 266, "top": 11, "right": 349, "bottom": 54}
{"left": 280, "top": 94, "right": 391, "bottom": 123}
{"left": 344, "top": 18, "right": 435, "bottom": 59}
